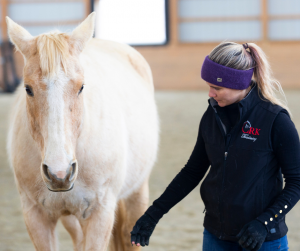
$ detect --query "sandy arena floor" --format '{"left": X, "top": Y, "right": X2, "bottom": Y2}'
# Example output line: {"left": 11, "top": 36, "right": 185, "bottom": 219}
{"left": 1, "top": 90, "right": 300, "bottom": 251}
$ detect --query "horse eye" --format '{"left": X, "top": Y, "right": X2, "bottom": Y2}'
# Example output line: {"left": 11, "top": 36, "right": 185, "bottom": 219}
{"left": 25, "top": 86, "right": 34, "bottom": 97}
{"left": 78, "top": 84, "right": 84, "bottom": 95}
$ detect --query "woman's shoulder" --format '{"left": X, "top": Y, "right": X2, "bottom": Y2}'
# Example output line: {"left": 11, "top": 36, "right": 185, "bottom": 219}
{"left": 273, "top": 110, "right": 293, "bottom": 129}
{"left": 271, "top": 110, "right": 299, "bottom": 151}
{"left": 253, "top": 81, "right": 289, "bottom": 117}
{"left": 258, "top": 98, "right": 287, "bottom": 116}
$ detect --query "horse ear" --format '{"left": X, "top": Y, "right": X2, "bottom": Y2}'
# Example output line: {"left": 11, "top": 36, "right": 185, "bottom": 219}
{"left": 6, "top": 17, "right": 34, "bottom": 59}
{"left": 70, "top": 12, "right": 96, "bottom": 54}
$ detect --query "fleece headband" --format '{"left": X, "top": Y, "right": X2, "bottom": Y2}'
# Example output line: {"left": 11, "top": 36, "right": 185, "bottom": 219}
{"left": 201, "top": 55, "right": 254, "bottom": 90}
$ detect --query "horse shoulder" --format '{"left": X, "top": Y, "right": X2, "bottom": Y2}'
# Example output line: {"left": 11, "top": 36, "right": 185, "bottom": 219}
{"left": 126, "top": 47, "right": 153, "bottom": 91}
{"left": 87, "top": 39, "right": 154, "bottom": 92}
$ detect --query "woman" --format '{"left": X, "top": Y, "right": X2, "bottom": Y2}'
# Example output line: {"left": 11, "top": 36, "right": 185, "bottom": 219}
{"left": 130, "top": 42, "right": 300, "bottom": 251}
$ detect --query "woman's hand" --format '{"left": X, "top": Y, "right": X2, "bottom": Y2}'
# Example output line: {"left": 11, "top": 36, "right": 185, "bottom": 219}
{"left": 130, "top": 213, "right": 158, "bottom": 247}
{"left": 236, "top": 219, "right": 268, "bottom": 251}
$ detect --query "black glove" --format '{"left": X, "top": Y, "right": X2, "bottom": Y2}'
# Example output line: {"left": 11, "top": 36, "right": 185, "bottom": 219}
{"left": 130, "top": 213, "right": 158, "bottom": 247}
{"left": 236, "top": 219, "right": 268, "bottom": 251}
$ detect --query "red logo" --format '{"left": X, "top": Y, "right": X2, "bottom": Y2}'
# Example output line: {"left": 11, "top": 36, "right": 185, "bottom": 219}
{"left": 242, "top": 121, "right": 261, "bottom": 135}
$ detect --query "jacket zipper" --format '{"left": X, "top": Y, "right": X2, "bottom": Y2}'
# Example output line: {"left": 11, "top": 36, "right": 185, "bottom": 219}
{"left": 224, "top": 152, "right": 228, "bottom": 160}
{"left": 215, "top": 112, "right": 232, "bottom": 239}
{"left": 210, "top": 99, "right": 243, "bottom": 239}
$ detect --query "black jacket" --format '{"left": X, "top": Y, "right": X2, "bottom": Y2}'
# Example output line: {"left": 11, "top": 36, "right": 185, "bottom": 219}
{"left": 146, "top": 82, "right": 300, "bottom": 242}
{"left": 201, "top": 83, "right": 288, "bottom": 241}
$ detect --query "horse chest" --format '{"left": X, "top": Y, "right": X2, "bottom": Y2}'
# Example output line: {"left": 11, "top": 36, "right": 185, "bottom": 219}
{"left": 39, "top": 189, "right": 97, "bottom": 219}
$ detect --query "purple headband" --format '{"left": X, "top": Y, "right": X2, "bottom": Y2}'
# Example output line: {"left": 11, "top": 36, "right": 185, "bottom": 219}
{"left": 201, "top": 55, "right": 254, "bottom": 90}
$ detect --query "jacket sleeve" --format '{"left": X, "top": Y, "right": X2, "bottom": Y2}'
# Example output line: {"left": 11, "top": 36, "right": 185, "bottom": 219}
{"left": 145, "top": 112, "right": 211, "bottom": 223}
{"left": 256, "top": 111, "right": 300, "bottom": 232}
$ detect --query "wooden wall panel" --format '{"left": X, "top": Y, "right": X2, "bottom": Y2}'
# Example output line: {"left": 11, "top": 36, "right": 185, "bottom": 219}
{"left": 5, "top": 0, "right": 300, "bottom": 91}
{"left": 1, "top": 0, "right": 8, "bottom": 40}
{"left": 135, "top": 42, "right": 300, "bottom": 90}
{"left": 11, "top": 42, "right": 300, "bottom": 90}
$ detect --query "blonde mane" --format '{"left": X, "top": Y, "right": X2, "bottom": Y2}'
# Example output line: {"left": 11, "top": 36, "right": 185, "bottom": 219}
{"left": 36, "top": 31, "right": 70, "bottom": 77}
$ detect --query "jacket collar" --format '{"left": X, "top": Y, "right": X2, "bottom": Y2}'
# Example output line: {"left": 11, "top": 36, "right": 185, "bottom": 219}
{"left": 208, "top": 80, "right": 262, "bottom": 119}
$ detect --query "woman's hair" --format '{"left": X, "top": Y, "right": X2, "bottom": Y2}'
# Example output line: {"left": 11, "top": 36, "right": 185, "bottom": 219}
{"left": 208, "top": 41, "right": 291, "bottom": 116}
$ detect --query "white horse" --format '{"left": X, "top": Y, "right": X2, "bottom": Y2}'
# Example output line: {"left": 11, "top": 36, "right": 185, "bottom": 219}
{"left": 6, "top": 13, "right": 159, "bottom": 251}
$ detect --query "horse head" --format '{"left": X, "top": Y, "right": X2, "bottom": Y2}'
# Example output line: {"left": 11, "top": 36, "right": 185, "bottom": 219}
{"left": 6, "top": 13, "right": 96, "bottom": 192}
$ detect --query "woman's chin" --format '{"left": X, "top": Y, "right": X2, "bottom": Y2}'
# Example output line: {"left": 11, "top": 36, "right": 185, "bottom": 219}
{"left": 217, "top": 101, "right": 224, "bottom": 107}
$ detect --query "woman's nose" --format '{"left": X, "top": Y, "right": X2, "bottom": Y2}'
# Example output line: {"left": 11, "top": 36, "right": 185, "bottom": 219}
{"left": 208, "top": 88, "right": 216, "bottom": 98}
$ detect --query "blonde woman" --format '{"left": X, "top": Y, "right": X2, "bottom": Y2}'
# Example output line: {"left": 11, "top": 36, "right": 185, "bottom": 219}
{"left": 131, "top": 42, "right": 299, "bottom": 250}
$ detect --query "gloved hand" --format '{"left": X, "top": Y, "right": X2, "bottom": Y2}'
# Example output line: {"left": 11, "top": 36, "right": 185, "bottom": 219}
{"left": 236, "top": 219, "right": 268, "bottom": 251}
{"left": 130, "top": 213, "right": 158, "bottom": 247}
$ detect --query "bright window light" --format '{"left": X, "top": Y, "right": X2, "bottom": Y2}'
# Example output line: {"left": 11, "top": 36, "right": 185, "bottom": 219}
{"left": 94, "top": 0, "right": 168, "bottom": 46}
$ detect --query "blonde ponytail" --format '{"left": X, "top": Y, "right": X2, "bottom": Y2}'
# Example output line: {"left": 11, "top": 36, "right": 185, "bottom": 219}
{"left": 209, "top": 42, "right": 291, "bottom": 116}
{"left": 247, "top": 43, "right": 291, "bottom": 115}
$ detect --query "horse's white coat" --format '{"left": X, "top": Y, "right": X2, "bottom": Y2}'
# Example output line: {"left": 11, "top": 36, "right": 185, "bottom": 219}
{"left": 45, "top": 72, "right": 73, "bottom": 177}
{"left": 6, "top": 13, "right": 159, "bottom": 251}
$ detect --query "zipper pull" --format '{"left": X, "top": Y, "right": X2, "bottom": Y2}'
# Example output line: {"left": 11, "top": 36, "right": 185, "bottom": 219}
{"left": 203, "top": 208, "right": 206, "bottom": 213}
{"left": 224, "top": 152, "right": 228, "bottom": 160}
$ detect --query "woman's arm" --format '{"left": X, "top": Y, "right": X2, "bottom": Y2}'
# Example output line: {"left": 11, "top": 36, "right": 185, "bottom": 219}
{"left": 237, "top": 110, "right": 300, "bottom": 250}
{"left": 256, "top": 110, "right": 300, "bottom": 231}
{"left": 145, "top": 113, "right": 211, "bottom": 222}
{"left": 131, "top": 112, "right": 210, "bottom": 247}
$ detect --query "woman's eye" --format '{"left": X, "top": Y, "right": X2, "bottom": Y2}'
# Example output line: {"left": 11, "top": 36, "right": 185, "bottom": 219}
{"left": 78, "top": 84, "right": 84, "bottom": 95}
{"left": 25, "top": 86, "right": 34, "bottom": 97}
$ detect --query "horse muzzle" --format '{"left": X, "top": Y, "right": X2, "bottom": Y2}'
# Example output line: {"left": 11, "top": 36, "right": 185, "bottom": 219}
{"left": 41, "top": 161, "right": 78, "bottom": 192}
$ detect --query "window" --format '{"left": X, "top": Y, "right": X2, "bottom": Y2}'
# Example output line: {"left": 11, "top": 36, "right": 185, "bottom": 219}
{"left": 178, "top": 0, "right": 261, "bottom": 43}
{"left": 177, "top": 0, "right": 300, "bottom": 43}
{"left": 94, "top": 0, "right": 168, "bottom": 46}
{"left": 5, "top": 1, "right": 87, "bottom": 36}
{"left": 268, "top": 0, "right": 300, "bottom": 40}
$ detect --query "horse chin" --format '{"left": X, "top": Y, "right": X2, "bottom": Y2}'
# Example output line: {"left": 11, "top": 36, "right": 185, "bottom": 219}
{"left": 46, "top": 183, "right": 74, "bottom": 193}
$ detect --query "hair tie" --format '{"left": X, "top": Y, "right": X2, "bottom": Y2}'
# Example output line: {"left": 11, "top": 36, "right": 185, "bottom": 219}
{"left": 243, "top": 43, "right": 249, "bottom": 50}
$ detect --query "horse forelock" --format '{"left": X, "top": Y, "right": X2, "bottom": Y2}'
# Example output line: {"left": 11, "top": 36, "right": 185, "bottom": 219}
{"left": 36, "top": 31, "right": 71, "bottom": 78}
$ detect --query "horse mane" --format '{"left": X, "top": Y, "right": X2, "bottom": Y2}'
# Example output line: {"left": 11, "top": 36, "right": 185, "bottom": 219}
{"left": 36, "top": 31, "right": 70, "bottom": 77}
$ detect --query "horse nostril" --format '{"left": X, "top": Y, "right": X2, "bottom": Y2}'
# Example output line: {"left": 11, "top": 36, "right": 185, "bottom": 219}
{"left": 69, "top": 162, "right": 77, "bottom": 181}
{"left": 42, "top": 164, "right": 51, "bottom": 181}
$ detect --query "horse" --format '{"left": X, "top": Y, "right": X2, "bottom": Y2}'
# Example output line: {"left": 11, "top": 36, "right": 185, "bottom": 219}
{"left": 6, "top": 12, "right": 159, "bottom": 251}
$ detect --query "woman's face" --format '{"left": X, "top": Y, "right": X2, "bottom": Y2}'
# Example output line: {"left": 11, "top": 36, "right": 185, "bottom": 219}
{"left": 206, "top": 82, "right": 249, "bottom": 107}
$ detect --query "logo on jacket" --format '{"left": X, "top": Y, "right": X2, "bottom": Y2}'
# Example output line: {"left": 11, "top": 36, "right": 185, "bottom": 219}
{"left": 241, "top": 121, "right": 261, "bottom": 142}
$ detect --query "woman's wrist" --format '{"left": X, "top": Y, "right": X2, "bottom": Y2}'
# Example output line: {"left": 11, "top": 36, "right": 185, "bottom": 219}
{"left": 145, "top": 205, "right": 165, "bottom": 224}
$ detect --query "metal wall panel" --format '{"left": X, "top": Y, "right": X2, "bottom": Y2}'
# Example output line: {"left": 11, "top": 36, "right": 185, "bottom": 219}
{"left": 268, "top": 0, "right": 300, "bottom": 15}
{"left": 179, "top": 20, "right": 261, "bottom": 42}
{"left": 8, "top": 3, "right": 84, "bottom": 22}
{"left": 269, "top": 19, "right": 300, "bottom": 40}
{"left": 179, "top": 0, "right": 261, "bottom": 18}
